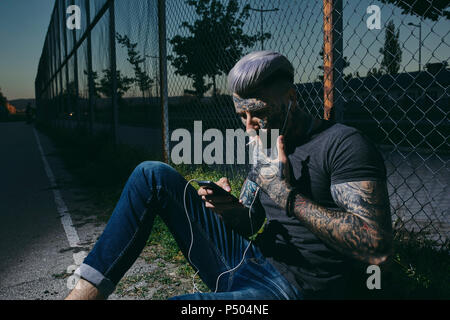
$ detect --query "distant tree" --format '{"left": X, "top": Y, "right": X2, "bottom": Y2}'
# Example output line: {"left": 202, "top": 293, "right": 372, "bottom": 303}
{"left": 343, "top": 72, "right": 353, "bottom": 82}
{"left": 379, "top": 0, "right": 449, "bottom": 21}
{"left": 84, "top": 68, "right": 135, "bottom": 106}
{"left": 83, "top": 70, "right": 101, "bottom": 98}
{"left": 116, "top": 33, "right": 154, "bottom": 103}
{"left": 98, "top": 69, "right": 134, "bottom": 100}
{"left": 380, "top": 20, "right": 402, "bottom": 74}
{"left": 168, "top": 0, "right": 265, "bottom": 98}
{"left": 0, "top": 88, "right": 8, "bottom": 120}
{"left": 0, "top": 87, "right": 7, "bottom": 107}
{"left": 63, "top": 81, "right": 79, "bottom": 109}
{"left": 425, "top": 61, "right": 449, "bottom": 73}
{"left": 0, "top": 88, "right": 9, "bottom": 121}
{"left": 366, "top": 67, "right": 384, "bottom": 77}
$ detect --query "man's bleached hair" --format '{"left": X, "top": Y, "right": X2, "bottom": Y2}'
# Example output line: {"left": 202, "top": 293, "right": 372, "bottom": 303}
{"left": 227, "top": 51, "right": 294, "bottom": 99}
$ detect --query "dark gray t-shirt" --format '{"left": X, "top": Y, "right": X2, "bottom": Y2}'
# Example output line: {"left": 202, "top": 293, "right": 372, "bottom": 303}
{"left": 254, "top": 121, "right": 387, "bottom": 299}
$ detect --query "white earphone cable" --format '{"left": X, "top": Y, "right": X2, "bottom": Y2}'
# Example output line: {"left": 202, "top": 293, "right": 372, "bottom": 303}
{"left": 182, "top": 179, "right": 260, "bottom": 294}
{"left": 212, "top": 187, "right": 259, "bottom": 293}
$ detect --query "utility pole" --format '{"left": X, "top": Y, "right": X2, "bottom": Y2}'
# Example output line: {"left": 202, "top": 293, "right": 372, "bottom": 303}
{"left": 146, "top": 55, "right": 159, "bottom": 98}
{"left": 248, "top": 5, "right": 279, "bottom": 51}
{"left": 408, "top": 20, "right": 422, "bottom": 72}
{"left": 158, "top": 0, "right": 169, "bottom": 164}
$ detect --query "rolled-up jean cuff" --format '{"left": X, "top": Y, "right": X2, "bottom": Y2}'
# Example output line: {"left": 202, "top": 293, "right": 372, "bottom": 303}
{"left": 77, "top": 263, "right": 116, "bottom": 298}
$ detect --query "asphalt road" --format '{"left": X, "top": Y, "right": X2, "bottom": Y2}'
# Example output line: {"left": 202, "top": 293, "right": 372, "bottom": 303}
{"left": 0, "top": 122, "right": 85, "bottom": 300}
{"left": 0, "top": 122, "right": 198, "bottom": 300}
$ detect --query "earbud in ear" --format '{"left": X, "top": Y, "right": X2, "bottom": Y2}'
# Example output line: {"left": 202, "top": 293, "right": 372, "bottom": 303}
{"left": 281, "top": 100, "right": 292, "bottom": 135}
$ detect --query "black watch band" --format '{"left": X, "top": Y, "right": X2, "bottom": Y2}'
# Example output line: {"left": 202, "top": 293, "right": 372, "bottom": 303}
{"left": 286, "top": 188, "right": 297, "bottom": 217}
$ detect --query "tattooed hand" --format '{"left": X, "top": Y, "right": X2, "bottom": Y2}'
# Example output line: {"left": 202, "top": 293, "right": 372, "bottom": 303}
{"left": 248, "top": 135, "right": 293, "bottom": 211}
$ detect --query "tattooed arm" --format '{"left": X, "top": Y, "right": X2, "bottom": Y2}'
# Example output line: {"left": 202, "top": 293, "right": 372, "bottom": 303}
{"left": 249, "top": 136, "right": 392, "bottom": 265}
{"left": 252, "top": 167, "right": 393, "bottom": 264}
{"left": 289, "top": 180, "right": 393, "bottom": 265}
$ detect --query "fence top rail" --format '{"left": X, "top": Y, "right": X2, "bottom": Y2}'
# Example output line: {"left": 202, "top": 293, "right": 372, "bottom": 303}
{"left": 36, "top": 0, "right": 113, "bottom": 96}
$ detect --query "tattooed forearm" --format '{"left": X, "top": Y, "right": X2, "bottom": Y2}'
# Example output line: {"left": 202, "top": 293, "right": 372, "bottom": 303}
{"left": 247, "top": 141, "right": 293, "bottom": 211}
{"left": 291, "top": 180, "right": 393, "bottom": 265}
{"left": 239, "top": 178, "right": 260, "bottom": 208}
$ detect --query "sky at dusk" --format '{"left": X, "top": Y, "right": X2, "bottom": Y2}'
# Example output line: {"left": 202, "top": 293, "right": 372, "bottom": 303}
{"left": 0, "top": 0, "right": 55, "bottom": 100}
{"left": 0, "top": 0, "right": 448, "bottom": 100}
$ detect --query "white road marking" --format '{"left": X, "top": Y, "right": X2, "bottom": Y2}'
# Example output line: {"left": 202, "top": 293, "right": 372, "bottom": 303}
{"left": 32, "top": 128, "right": 87, "bottom": 272}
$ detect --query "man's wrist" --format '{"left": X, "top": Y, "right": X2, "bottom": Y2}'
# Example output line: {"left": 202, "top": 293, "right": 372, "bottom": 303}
{"left": 264, "top": 180, "right": 293, "bottom": 212}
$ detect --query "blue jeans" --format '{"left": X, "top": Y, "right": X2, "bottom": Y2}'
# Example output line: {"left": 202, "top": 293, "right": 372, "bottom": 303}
{"left": 78, "top": 161, "right": 302, "bottom": 300}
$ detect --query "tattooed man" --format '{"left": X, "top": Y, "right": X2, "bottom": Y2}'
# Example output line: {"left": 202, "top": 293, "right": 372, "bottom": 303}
{"left": 66, "top": 51, "right": 392, "bottom": 300}
{"left": 228, "top": 51, "right": 392, "bottom": 299}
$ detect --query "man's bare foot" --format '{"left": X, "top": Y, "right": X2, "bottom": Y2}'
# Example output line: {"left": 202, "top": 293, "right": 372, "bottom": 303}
{"left": 65, "top": 278, "right": 105, "bottom": 300}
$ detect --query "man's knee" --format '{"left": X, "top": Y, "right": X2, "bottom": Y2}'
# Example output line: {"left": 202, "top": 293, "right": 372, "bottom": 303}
{"left": 134, "top": 161, "right": 180, "bottom": 186}
{"left": 136, "top": 160, "right": 172, "bottom": 174}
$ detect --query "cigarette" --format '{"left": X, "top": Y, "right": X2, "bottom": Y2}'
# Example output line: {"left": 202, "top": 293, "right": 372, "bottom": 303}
{"left": 247, "top": 138, "right": 258, "bottom": 146}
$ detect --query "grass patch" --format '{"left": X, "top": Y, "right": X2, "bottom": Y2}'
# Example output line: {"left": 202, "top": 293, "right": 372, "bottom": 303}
{"left": 345, "top": 231, "right": 449, "bottom": 299}
{"left": 387, "top": 231, "right": 449, "bottom": 299}
{"left": 37, "top": 122, "right": 449, "bottom": 299}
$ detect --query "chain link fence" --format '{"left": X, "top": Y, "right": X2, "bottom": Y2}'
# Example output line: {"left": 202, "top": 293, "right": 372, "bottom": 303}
{"left": 35, "top": 0, "right": 449, "bottom": 246}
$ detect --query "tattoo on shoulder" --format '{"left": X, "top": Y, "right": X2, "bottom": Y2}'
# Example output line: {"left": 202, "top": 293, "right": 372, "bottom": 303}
{"left": 331, "top": 180, "right": 391, "bottom": 226}
{"left": 292, "top": 180, "right": 393, "bottom": 264}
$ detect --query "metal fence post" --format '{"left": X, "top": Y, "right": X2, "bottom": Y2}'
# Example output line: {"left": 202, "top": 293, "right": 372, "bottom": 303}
{"left": 323, "top": 0, "right": 343, "bottom": 122}
{"left": 71, "top": 0, "right": 80, "bottom": 128}
{"left": 56, "top": 1, "right": 64, "bottom": 128}
{"left": 158, "top": 0, "right": 169, "bottom": 163}
{"left": 109, "top": 0, "right": 118, "bottom": 146}
{"left": 52, "top": 17, "right": 59, "bottom": 126}
{"left": 85, "top": 0, "right": 95, "bottom": 135}
{"left": 63, "top": 0, "right": 70, "bottom": 128}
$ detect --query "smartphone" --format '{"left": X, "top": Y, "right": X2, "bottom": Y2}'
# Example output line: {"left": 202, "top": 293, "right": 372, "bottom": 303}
{"left": 196, "top": 180, "right": 240, "bottom": 203}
